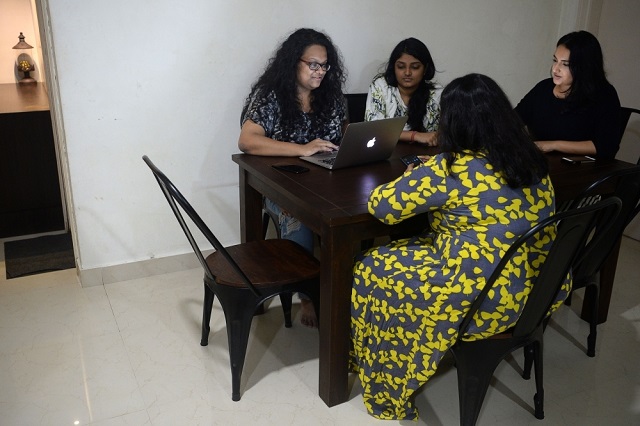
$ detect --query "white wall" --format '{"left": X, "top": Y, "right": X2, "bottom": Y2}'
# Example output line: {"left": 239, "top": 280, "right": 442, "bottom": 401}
{"left": 39, "top": 0, "right": 618, "bottom": 281}
{"left": 599, "top": 0, "right": 640, "bottom": 161}
{"left": 599, "top": 0, "right": 640, "bottom": 239}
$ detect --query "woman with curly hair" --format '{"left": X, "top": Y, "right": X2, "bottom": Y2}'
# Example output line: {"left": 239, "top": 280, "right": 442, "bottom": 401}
{"left": 238, "top": 28, "right": 347, "bottom": 327}
{"left": 365, "top": 37, "right": 441, "bottom": 146}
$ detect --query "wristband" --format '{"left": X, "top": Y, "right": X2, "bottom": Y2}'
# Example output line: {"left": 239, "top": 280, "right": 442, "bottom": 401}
{"left": 410, "top": 131, "right": 416, "bottom": 143}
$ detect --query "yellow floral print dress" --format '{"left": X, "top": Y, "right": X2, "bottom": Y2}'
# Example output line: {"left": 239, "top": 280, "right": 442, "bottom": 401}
{"left": 350, "top": 151, "right": 568, "bottom": 420}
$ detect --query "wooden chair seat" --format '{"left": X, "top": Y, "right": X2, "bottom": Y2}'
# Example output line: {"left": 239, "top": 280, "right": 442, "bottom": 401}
{"left": 209, "top": 239, "right": 319, "bottom": 287}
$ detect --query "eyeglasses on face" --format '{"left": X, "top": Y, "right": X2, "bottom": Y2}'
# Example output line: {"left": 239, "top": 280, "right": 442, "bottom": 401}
{"left": 299, "top": 59, "right": 331, "bottom": 72}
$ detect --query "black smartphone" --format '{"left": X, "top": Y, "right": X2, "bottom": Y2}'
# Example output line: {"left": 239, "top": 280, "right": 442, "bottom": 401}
{"left": 401, "top": 154, "right": 424, "bottom": 167}
{"left": 272, "top": 164, "right": 310, "bottom": 174}
{"left": 561, "top": 155, "right": 596, "bottom": 164}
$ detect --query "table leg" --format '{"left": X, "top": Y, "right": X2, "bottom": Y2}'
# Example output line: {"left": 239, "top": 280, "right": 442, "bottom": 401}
{"left": 238, "top": 168, "right": 263, "bottom": 243}
{"left": 318, "top": 224, "right": 354, "bottom": 407}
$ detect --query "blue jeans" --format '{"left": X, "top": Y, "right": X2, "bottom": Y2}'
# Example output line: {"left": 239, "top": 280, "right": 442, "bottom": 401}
{"left": 264, "top": 198, "right": 315, "bottom": 301}
{"left": 264, "top": 198, "right": 314, "bottom": 252}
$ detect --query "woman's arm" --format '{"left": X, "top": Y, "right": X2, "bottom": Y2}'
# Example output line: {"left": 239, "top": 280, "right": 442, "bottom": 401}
{"left": 400, "top": 130, "right": 438, "bottom": 146}
{"left": 238, "top": 120, "right": 338, "bottom": 156}
{"left": 534, "top": 140, "right": 596, "bottom": 155}
{"left": 368, "top": 156, "right": 448, "bottom": 224}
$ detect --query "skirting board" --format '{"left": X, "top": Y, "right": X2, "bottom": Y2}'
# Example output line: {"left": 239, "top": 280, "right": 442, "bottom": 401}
{"left": 78, "top": 251, "right": 205, "bottom": 287}
{"left": 71, "top": 229, "right": 640, "bottom": 287}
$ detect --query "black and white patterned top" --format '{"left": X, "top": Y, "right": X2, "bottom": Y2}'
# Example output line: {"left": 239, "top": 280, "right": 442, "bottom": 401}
{"left": 242, "top": 89, "right": 346, "bottom": 144}
{"left": 365, "top": 75, "right": 441, "bottom": 132}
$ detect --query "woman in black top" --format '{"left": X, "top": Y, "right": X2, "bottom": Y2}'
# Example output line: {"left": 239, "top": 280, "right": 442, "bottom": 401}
{"left": 515, "top": 31, "right": 621, "bottom": 159}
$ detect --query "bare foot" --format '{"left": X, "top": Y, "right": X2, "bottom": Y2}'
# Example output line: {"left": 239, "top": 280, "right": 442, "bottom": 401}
{"left": 300, "top": 299, "right": 318, "bottom": 328}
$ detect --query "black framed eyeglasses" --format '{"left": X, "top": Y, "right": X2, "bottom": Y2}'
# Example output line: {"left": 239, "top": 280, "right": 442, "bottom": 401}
{"left": 299, "top": 59, "right": 331, "bottom": 72}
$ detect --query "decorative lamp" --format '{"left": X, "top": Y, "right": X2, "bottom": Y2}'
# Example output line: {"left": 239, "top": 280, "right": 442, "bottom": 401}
{"left": 12, "top": 32, "right": 36, "bottom": 84}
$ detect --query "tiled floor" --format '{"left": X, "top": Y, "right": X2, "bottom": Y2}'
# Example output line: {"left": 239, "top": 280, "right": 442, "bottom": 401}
{"left": 0, "top": 237, "right": 639, "bottom": 425}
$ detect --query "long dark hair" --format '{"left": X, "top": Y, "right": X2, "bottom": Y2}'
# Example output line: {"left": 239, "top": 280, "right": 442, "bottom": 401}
{"left": 241, "top": 28, "right": 346, "bottom": 133}
{"left": 438, "top": 74, "right": 548, "bottom": 188}
{"left": 556, "top": 31, "right": 609, "bottom": 106}
{"left": 383, "top": 38, "right": 436, "bottom": 132}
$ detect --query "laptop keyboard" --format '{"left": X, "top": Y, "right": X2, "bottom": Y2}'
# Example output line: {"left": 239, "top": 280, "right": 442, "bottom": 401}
{"left": 321, "top": 157, "right": 336, "bottom": 166}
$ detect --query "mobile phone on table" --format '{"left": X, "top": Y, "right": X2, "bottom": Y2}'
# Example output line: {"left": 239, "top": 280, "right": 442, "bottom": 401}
{"left": 272, "top": 164, "right": 310, "bottom": 174}
{"left": 401, "top": 154, "right": 424, "bottom": 167}
{"left": 561, "top": 155, "right": 596, "bottom": 164}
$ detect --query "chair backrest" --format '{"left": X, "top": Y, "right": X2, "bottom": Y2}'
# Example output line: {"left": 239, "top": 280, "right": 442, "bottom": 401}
{"left": 345, "top": 93, "right": 368, "bottom": 123}
{"left": 568, "top": 165, "right": 640, "bottom": 281}
{"left": 619, "top": 107, "right": 640, "bottom": 165}
{"left": 142, "top": 155, "right": 261, "bottom": 296}
{"left": 456, "top": 197, "right": 622, "bottom": 341}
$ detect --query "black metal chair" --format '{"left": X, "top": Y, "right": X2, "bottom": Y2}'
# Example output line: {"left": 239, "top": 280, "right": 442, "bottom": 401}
{"left": 561, "top": 165, "right": 640, "bottom": 356}
{"left": 345, "top": 93, "right": 368, "bottom": 123}
{"left": 450, "top": 198, "right": 621, "bottom": 426}
{"left": 142, "top": 155, "right": 320, "bottom": 401}
{"left": 619, "top": 107, "right": 640, "bottom": 164}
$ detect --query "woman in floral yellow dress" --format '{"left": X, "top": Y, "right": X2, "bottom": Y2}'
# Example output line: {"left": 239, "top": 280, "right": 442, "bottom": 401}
{"left": 350, "top": 74, "right": 570, "bottom": 420}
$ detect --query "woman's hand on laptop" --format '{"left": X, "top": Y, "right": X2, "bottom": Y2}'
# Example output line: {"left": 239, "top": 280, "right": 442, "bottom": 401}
{"left": 300, "top": 139, "right": 339, "bottom": 156}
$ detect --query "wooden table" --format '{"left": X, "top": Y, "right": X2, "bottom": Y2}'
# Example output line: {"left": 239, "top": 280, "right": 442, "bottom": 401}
{"left": 232, "top": 144, "right": 635, "bottom": 407}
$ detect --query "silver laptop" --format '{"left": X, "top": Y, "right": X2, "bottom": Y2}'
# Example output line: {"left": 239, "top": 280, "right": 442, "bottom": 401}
{"left": 300, "top": 116, "right": 407, "bottom": 170}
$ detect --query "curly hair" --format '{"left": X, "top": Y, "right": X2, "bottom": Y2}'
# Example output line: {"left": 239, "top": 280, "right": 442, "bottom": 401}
{"left": 556, "top": 31, "right": 610, "bottom": 107}
{"left": 241, "top": 28, "right": 346, "bottom": 134}
{"left": 383, "top": 38, "right": 436, "bottom": 132}
{"left": 438, "top": 74, "right": 548, "bottom": 188}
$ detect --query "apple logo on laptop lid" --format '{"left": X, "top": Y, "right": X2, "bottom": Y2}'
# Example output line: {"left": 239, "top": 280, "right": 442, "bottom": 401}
{"left": 366, "top": 137, "right": 376, "bottom": 148}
